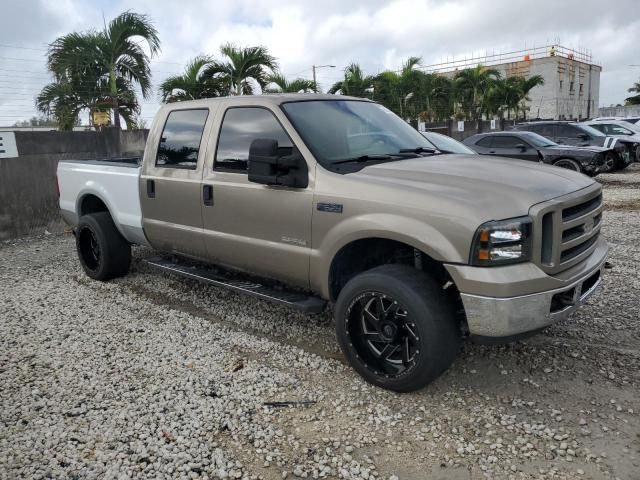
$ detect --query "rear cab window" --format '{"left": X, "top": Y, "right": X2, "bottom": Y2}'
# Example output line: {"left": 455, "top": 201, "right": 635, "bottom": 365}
{"left": 156, "top": 109, "right": 209, "bottom": 169}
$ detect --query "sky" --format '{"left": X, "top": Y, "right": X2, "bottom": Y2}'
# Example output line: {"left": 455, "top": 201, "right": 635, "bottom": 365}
{"left": 0, "top": 0, "right": 639, "bottom": 126}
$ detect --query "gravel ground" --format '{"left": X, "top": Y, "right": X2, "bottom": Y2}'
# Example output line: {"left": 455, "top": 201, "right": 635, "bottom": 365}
{"left": 1, "top": 165, "right": 639, "bottom": 480}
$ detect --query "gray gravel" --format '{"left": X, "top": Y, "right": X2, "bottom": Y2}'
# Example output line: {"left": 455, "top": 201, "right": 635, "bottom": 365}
{"left": 1, "top": 165, "right": 639, "bottom": 480}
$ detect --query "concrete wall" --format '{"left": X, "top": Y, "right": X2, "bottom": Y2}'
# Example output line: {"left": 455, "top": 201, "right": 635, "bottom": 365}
{"left": 420, "top": 119, "right": 516, "bottom": 141}
{"left": 598, "top": 105, "right": 640, "bottom": 118}
{"left": 0, "top": 129, "right": 147, "bottom": 240}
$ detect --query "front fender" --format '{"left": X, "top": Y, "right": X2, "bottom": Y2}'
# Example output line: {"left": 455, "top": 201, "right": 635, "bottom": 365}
{"left": 309, "top": 212, "right": 468, "bottom": 298}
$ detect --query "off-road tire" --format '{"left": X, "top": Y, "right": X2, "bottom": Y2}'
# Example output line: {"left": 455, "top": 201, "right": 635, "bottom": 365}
{"left": 76, "top": 212, "right": 131, "bottom": 281}
{"left": 335, "top": 264, "right": 460, "bottom": 392}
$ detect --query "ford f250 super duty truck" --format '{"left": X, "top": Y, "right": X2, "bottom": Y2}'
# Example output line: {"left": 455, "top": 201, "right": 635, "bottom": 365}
{"left": 58, "top": 95, "right": 608, "bottom": 392}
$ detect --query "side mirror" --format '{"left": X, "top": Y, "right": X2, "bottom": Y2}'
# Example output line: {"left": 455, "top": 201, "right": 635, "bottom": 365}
{"left": 577, "top": 133, "right": 589, "bottom": 140}
{"left": 247, "top": 138, "right": 308, "bottom": 188}
{"left": 516, "top": 143, "right": 527, "bottom": 151}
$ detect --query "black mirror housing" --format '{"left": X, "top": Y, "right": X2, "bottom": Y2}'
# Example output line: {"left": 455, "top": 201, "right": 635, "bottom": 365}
{"left": 248, "top": 138, "right": 308, "bottom": 188}
{"left": 516, "top": 143, "right": 527, "bottom": 150}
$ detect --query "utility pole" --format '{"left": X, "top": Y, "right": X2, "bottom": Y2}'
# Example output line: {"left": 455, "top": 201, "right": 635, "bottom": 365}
{"left": 312, "top": 64, "right": 336, "bottom": 93}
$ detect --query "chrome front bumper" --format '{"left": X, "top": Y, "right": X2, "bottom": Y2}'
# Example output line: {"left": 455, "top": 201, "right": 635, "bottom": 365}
{"left": 460, "top": 262, "right": 605, "bottom": 338}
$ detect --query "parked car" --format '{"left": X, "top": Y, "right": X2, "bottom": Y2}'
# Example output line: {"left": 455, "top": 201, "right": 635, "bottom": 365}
{"left": 420, "top": 130, "right": 478, "bottom": 154}
{"left": 592, "top": 116, "right": 640, "bottom": 125}
{"left": 513, "top": 121, "right": 636, "bottom": 171}
{"left": 463, "top": 131, "right": 609, "bottom": 175}
{"left": 582, "top": 120, "right": 640, "bottom": 162}
{"left": 57, "top": 95, "right": 607, "bottom": 392}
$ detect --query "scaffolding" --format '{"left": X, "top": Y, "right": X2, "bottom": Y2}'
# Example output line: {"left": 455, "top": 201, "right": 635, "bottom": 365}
{"left": 420, "top": 44, "right": 597, "bottom": 74}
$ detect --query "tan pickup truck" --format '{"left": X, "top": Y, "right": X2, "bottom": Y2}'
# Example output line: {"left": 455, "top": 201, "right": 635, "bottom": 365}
{"left": 57, "top": 94, "right": 608, "bottom": 391}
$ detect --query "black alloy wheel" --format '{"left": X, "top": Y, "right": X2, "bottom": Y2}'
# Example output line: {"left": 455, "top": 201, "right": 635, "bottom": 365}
{"left": 346, "top": 292, "right": 421, "bottom": 377}
{"left": 335, "top": 264, "right": 460, "bottom": 392}
{"left": 78, "top": 226, "right": 101, "bottom": 271}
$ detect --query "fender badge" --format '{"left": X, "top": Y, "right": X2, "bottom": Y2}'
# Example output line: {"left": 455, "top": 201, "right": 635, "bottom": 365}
{"left": 317, "top": 202, "right": 343, "bottom": 213}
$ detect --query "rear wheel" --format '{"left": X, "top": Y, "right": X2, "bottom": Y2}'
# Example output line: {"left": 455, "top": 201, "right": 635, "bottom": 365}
{"left": 553, "top": 158, "right": 581, "bottom": 173}
{"left": 335, "top": 264, "right": 460, "bottom": 392}
{"left": 76, "top": 212, "right": 131, "bottom": 281}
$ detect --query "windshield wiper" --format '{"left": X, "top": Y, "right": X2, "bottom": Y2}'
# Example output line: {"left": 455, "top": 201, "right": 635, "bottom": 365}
{"left": 333, "top": 154, "right": 395, "bottom": 165}
{"left": 398, "top": 146, "right": 437, "bottom": 154}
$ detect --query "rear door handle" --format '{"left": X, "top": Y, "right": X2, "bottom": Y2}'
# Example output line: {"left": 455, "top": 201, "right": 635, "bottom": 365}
{"left": 203, "top": 184, "right": 214, "bottom": 206}
{"left": 147, "top": 179, "right": 155, "bottom": 198}
{"left": 489, "top": 150, "right": 496, "bottom": 154}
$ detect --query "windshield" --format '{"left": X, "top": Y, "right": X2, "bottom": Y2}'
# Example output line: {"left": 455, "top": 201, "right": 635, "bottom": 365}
{"left": 577, "top": 124, "right": 606, "bottom": 137}
{"left": 522, "top": 132, "right": 558, "bottom": 147}
{"left": 421, "top": 131, "right": 477, "bottom": 154}
{"left": 281, "top": 100, "right": 436, "bottom": 166}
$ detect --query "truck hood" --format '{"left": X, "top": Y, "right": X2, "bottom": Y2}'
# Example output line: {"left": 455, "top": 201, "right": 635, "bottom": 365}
{"left": 354, "top": 154, "right": 594, "bottom": 221}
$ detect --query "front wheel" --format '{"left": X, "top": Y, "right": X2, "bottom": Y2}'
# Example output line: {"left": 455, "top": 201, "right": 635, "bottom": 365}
{"left": 334, "top": 264, "right": 460, "bottom": 392}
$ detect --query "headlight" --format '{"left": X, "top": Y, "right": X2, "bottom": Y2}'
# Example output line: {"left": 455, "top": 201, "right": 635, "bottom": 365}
{"left": 470, "top": 217, "right": 533, "bottom": 266}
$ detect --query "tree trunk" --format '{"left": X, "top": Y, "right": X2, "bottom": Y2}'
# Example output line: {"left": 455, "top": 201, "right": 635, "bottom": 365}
{"left": 110, "top": 70, "right": 121, "bottom": 130}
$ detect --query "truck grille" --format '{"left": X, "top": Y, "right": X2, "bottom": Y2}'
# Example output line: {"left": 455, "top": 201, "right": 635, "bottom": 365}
{"left": 532, "top": 186, "right": 603, "bottom": 274}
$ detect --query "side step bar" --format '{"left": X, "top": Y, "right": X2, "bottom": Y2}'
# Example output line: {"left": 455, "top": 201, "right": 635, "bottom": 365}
{"left": 144, "top": 256, "right": 327, "bottom": 314}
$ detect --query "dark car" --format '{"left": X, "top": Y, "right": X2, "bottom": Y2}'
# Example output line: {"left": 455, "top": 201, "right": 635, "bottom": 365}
{"left": 463, "top": 131, "right": 608, "bottom": 176}
{"left": 420, "top": 130, "right": 478, "bottom": 154}
{"left": 512, "top": 121, "right": 637, "bottom": 171}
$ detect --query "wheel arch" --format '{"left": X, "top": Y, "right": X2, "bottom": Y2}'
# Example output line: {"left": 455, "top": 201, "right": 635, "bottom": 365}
{"left": 326, "top": 236, "right": 458, "bottom": 304}
{"left": 75, "top": 191, "right": 126, "bottom": 239}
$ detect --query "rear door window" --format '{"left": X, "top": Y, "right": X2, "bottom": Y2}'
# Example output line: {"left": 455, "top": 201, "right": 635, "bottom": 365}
{"left": 156, "top": 109, "right": 209, "bottom": 169}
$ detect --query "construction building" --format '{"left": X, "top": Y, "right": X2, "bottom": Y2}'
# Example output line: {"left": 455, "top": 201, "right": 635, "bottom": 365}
{"left": 424, "top": 45, "right": 601, "bottom": 120}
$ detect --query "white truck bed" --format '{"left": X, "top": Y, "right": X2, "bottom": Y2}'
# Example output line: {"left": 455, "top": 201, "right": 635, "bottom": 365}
{"left": 57, "top": 159, "right": 149, "bottom": 246}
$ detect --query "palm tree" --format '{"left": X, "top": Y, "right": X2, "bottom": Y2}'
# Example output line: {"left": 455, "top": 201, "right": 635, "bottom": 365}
{"left": 159, "top": 55, "right": 225, "bottom": 102}
{"left": 203, "top": 44, "right": 278, "bottom": 95}
{"left": 454, "top": 65, "right": 501, "bottom": 120}
{"left": 264, "top": 73, "right": 317, "bottom": 93}
{"left": 44, "top": 11, "right": 160, "bottom": 130}
{"left": 372, "top": 56, "right": 423, "bottom": 117}
{"left": 625, "top": 80, "right": 640, "bottom": 105}
{"left": 417, "top": 73, "right": 454, "bottom": 122}
{"left": 36, "top": 81, "right": 84, "bottom": 130}
{"left": 37, "top": 61, "right": 141, "bottom": 129}
{"left": 329, "top": 63, "right": 375, "bottom": 97}
{"left": 514, "top": 75, "right": 545, "bottom": 119}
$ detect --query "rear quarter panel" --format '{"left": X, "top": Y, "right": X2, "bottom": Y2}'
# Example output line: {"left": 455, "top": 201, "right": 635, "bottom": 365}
{"left": 57, "top": 161, "right": 147, "bottom": 245}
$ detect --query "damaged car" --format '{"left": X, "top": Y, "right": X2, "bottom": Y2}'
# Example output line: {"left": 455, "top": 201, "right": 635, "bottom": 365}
{"left": 463, "top": 131, "right": 609, "bottom": 176}
{"left": 513, "top": 121, "right": 635, "bottom": 171}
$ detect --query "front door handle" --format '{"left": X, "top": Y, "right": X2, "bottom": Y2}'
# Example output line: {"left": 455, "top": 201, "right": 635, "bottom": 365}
{"left": 203, "top": 184, "right": 214, "bottom": 206}
{"left": 147, "top": 179, "right": 155, "bottom": 198}
{"left": 489, "top": 150, "right": 496, "bottom": 154}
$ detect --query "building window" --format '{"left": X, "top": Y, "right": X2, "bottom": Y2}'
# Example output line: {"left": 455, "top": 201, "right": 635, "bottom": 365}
{"left": 559, "top": 80, "right": 563, "bottom": 90}
{"left": 579, "top": 83, "right": 584, "bottom": 94}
